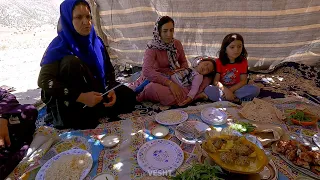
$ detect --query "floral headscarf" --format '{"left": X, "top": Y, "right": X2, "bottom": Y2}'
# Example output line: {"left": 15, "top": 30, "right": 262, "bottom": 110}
{"left": 146, "top": 16, "right": 179, "bottom": 70}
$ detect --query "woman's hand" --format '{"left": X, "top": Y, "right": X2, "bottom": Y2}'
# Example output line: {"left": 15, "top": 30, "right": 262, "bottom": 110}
{"left": 223, "top": 88, "right": 236, "bottom": 101}
{"left": 165, "top": 68, "right": 186, "bottom": 76}
{"left": 173, "top": 68, "right": 186, "bottom": 73}
{"left": 164, "top": 71, "right": 175, "bottom": 76}
{"left": 0, "top": 118, "right": 10, "bottom": 148}
{"left": 168, "top": 82, "right": 184, "bottom": 103}
{"left": 103, "top": 90, "right": 117, "bottom": 107}
{"left": 178, "top": 97, "right": 192, "bottom": 106}
{"left": 77, "top": 92, "right": 103, "bottom": 107}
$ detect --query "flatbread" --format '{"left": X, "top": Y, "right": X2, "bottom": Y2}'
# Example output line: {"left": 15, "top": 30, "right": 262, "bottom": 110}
{"left": 239, "top": 98, "right": 285, "bottom": 123}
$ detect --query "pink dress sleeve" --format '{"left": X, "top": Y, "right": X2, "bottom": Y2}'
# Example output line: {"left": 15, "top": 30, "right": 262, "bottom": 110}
{"left": 187, "top": 74, "right": 203, "bottom": 99}
{"left": 142, "top": 49, "right": 170, "bottom": 86}
{"left": 198, "top": 76, "right": 212, "bottom": 92}
{"left": 174, "top": 40, "right": 189, "bottom": 68}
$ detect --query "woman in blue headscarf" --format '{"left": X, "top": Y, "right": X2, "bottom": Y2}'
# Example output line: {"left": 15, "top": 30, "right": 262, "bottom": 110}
{"left": 38, "top": 0, "right": 136, "bottom": 129}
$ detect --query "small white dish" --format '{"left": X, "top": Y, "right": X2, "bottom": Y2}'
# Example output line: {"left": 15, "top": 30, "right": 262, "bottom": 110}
{"left": 100, "top": 135, "right": 120, "bottom": 148}
{"left": 92, "top": 173, "right": 115, "bottom": 180}
{"left": 152, "top": 125, "right": 169, "bottom": 138}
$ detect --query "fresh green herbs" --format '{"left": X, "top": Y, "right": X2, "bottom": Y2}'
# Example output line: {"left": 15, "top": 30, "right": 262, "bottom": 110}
{"left": 289, "top": 110, "right": 311, "bottom": 122}
{"left": 171, "top": 162, "right": 224, "bottom": 180}
{"left": 230, "top": 122, "right": 256, "bottom": 133}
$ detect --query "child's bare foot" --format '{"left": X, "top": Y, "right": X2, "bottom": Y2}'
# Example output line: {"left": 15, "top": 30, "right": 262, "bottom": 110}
{"left": 195, "top": 92, "right": 208, "bottom": 100}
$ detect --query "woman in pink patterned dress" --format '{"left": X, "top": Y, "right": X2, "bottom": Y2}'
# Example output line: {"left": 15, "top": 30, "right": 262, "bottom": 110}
{"left": 132, "top": 16, "right": 212, "bottom": 106}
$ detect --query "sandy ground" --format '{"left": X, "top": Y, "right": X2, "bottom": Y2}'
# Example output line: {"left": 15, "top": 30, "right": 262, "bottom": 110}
{"left": 0, "top": 25, "right": 57, "bottom": 104}
{"left": 0, "top": 0, "right": 61, "bottom": 104}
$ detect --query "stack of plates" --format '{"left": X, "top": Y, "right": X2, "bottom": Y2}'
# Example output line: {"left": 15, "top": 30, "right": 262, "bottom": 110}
{"left": 201, "top": 107, "right": 227, "bottom": 125}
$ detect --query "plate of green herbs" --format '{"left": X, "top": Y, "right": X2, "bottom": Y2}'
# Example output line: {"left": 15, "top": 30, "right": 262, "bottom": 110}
{"left": 171, "top": 162, "right": 224, "bottom": 180}
{"left": 287, "top": 110, "right": 318, "bottom": 126}
{"left": 229, "top": 121, "right": 256, "bottom": 133}
{"left": 288, "top": 110, "right": 312, "bottom": 122}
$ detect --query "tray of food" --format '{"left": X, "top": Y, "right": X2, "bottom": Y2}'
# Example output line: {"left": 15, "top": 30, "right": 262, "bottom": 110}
{"left": 202, "top": 135, "right": 268, "bottom": 174}
{"left": 273, "top": 140, "right": 320, "bottom": 179}
{"left": 287, "top": 110, "right": 318, "bottom": 126}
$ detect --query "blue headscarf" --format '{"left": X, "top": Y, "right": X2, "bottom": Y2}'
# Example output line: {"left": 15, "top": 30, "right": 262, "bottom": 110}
{"left": 41, "top": 0, "right": 106, "bottom": 86}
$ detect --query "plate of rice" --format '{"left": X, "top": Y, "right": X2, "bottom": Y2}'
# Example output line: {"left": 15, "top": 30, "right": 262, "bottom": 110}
{"left": 36, "top": 149, "right": 93, "bottom": 180}
{"left": 155, "top": 110, "right": 188, "bottom": 125}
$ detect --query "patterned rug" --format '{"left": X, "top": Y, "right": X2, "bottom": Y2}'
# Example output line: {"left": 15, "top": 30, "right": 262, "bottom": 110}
{"left": 12, "top": 101, "right": 320, "bottom": 180}
{"left": 251, "top": 62, "right": 320, "bottom": 104}
{"left": 35, "top": 101, "right": 210, "bottom": 128}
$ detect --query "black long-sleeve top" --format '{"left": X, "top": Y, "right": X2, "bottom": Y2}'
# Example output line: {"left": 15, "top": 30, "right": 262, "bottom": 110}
{"left": 38, "top": 49, "right": 116, "bottom": 103}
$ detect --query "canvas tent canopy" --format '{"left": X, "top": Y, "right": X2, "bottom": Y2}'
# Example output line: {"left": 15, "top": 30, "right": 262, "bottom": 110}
{"left": 89, "top": 0, "right": 320, "bottom": 72}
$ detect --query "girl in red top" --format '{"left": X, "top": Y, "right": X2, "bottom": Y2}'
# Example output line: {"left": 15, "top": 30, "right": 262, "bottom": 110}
{"left": 204, "top": 33, "right": 260, "bottom": 103}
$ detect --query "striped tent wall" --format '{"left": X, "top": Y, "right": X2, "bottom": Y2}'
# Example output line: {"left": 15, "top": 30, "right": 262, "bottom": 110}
{"left": 90, "top": 0, "right": 320, "bottom": 71}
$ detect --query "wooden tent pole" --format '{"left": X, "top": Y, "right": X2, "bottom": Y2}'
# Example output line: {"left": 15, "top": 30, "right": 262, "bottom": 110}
{"left": 88, "top": 0, "right": 109, "bottom": 47}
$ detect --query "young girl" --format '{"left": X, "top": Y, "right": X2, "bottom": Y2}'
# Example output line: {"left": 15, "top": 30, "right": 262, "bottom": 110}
{"left": 135, "top": 56, "right": 216, "bottom": 106}
{"left": 204, "top": 33, "right": 260, "bottom": 103}
{"left": 173, "top": 56, "right": 216, "bottom": 106}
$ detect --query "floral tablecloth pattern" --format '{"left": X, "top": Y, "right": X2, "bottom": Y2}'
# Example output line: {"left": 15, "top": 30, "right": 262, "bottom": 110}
{"left": 7, "top": 100, "right": 320, "bottom": 180}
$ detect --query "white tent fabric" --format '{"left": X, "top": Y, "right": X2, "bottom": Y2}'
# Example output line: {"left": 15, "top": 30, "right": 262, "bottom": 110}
{"left": 90, "top": 0, "right": 320, "bottom": 71}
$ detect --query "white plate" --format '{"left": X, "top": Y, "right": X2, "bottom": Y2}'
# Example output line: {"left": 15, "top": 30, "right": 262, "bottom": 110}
{"left": 35, "top": 149, "right": 93, "bottom": 180}
{"left": 137, "top": 139, "right": 184, "bottom": 173}
{"left": 175, "top": 121, "right": 210, "bottom": 144}
{"left": 313, "top": 133, "right": 320, "bottom": 148}
{"left": 155, "top": 110, "right": 188, "bottom": 125}
{"left": 277, "top": 154, "right": 320, "bottom": 179}
{"left": 201, "top": 107, "right": 227, "bottom": 125}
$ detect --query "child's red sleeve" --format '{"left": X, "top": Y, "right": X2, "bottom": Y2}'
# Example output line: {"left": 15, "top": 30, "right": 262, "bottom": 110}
{"left": 239, "top": 58, "right": 248, "bottom": 74}
{"left": 215, "top": 59, "right": 222, "bottom": 73}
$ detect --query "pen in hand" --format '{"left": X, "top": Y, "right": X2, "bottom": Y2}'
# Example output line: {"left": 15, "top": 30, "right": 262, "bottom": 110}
{"left": 83, "top": 83, "right": 123, "bottom": 108}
